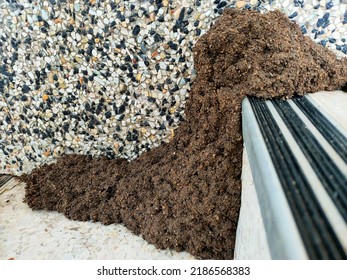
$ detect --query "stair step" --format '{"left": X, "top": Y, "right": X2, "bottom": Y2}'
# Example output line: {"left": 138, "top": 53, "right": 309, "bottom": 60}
{"left": 240, "top": 93, "right": 347, "bottom": 259}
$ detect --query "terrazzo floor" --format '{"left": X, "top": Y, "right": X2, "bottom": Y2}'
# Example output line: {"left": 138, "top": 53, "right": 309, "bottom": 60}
{"left": 0, "top": 178, "right": 194, "bottom": 260}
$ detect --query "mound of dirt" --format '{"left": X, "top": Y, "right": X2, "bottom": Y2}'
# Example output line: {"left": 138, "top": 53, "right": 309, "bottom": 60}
{"left": 22, "top": 9, "right": 347, "bottom": 259}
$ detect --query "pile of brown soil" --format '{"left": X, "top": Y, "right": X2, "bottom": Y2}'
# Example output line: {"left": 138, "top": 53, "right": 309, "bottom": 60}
{"left": 21, "top": 10, "right": 347, "bottom": 259}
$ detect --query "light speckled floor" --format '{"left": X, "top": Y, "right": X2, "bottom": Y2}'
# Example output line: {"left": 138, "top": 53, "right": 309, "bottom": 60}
{"left": 0, "top": 179, "right": 194, "bottom": 260}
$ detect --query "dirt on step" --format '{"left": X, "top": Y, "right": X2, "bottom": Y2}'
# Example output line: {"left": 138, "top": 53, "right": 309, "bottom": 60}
{"left": 21, "top": 9, "right": 347, "bottom": 259}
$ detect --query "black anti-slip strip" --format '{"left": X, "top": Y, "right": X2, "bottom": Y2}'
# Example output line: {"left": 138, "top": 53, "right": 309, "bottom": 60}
{"left": 272, "top": 99, "right": 347, "bottom": 223}
{"left": 249, "top": 97, "right": 346, "bottom": 260}
{"left": 0, "top": 175, "right": 12, "bottom": 188}
{"left": 292, "top": 96, "right": 347, "bottom": 163}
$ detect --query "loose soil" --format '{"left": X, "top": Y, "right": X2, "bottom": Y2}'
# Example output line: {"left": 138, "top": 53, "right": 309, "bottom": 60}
{"left": 21, "top": 10, "right": 347, "bottom": 259}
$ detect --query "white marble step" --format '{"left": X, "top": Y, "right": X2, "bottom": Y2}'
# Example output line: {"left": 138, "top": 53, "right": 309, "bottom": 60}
{"left": 236, "top": 91, "right": 347, "bottom": 260}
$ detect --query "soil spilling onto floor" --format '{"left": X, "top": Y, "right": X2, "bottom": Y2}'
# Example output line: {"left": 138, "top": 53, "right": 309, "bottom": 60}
{"left": 21, "top": 10, "right": 347, "bottom": 259}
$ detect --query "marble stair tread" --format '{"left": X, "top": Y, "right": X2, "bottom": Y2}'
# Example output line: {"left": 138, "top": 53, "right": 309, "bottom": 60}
{"left": 238, "top": 91, "right": 347, "bottom": 260}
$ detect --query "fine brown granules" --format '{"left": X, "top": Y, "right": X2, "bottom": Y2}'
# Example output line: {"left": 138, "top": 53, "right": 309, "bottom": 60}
{"left": 21, "top": 10, "right": 347, "bottom": 259}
